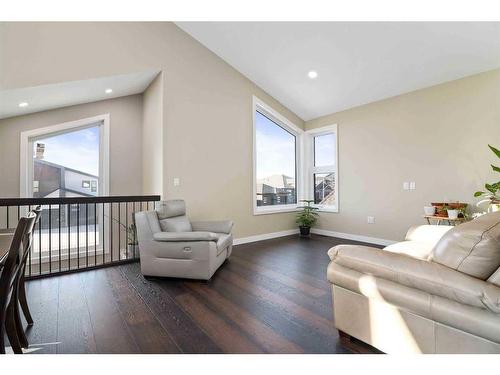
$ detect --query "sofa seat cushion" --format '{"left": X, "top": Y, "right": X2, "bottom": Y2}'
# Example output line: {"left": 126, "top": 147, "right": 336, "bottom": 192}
{"left": 215, "top": 233, "right": 232, "bottom": 256}
{"left": 384, "top": 241, "right": 434, "bottom": 260}
{"left": 328, "top": 244, "right": 500, "bottom": 313}
{"left": 430, "top": 211, "right": 500, "bottom": 279}
{"left": 153, "top": 231, "right": 217, "bottom": 242}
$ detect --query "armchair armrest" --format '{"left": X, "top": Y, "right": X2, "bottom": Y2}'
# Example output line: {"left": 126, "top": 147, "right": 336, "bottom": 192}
{"left": 328, "top": 244, "right": 500, "bottom": 313}
{"left": 190, "top": 220, "right": 233, "bottom": 234}
{"left": 153, "top": 231, "right": 218, "bottom": 242}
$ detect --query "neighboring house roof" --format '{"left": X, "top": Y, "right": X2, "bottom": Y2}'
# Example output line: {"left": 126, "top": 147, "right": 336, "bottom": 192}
{"left": 34, "top": 158, "right": 98, "bottom": 179}
{"left": 257, "top": 174, "right": 295, "bottom": 189}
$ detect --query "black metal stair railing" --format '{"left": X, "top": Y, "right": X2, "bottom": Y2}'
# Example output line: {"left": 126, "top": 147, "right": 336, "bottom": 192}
{"left": 0, "top": 195, "right": 160, "bottom": 279}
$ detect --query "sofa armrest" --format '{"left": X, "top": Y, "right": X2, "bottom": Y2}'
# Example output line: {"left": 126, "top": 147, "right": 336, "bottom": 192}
{"left": 328, "top": 244, "right": 500, "bottom": 313}
{"left": 190, "top": 220, "right": 233, "bottom": 234}
{"left": 153, "top": 231, "right": 218, "bottom": 242}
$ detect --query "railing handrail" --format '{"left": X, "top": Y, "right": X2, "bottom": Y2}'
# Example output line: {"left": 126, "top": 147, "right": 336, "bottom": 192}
{"left": 0, "top": 195, "right": 161, "bottom": 206}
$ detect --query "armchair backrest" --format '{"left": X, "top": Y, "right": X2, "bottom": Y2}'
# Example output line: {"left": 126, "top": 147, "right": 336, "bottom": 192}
{"left": 155, "top": 200, "right": 193, "bottom": 232}
{"left": 429, "top": 211, "right": 500, "bottom": 280}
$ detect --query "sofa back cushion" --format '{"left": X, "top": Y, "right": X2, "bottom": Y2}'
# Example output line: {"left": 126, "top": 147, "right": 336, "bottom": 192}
{"left": 156, "top": 200, "right": 192, "bottom": 233}
{"left": 159, "top": 216, "right": 192, "bottom": 232}
{"left": 488, "top": 267, "right": 500, "bottom": 287}
{"left": 429, "top": 211, "right": 500, "bottom": 279}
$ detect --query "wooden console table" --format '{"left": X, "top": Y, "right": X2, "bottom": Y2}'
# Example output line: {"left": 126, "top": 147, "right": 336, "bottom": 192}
{"left": 423, "top": 215, "right": 468, "bottom": 226}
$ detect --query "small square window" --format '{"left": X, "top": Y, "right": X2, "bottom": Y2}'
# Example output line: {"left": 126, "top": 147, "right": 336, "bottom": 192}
{"left": 82, "top": 180, "right": 90, "bottom": 188}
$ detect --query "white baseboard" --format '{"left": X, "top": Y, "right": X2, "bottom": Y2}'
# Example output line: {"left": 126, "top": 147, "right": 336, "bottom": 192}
{"left": 233, "top": 227, "right": 395, "bottom": 247}
{"left": 311, "top": 228, "right": 396, "bottom": 247}
{"left": 234, "top": 229, "right": 299, "bottom": 245}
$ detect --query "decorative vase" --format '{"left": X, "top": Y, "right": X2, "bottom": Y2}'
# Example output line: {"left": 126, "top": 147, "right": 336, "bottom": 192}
{"left": 424, "top": 206, "right": 436, "bottom": 215}
{"left": 489, "top": 203, "right": 500, "bottom": 213}
{"left": 447, "top": 209, "right": 459, "bottom": 219}
{"left": 299, "top": 226, "right": 311, "bottom": 237}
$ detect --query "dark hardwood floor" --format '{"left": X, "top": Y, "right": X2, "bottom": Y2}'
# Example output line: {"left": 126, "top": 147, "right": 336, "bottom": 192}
{"left": 19, "top": 234, "right": 379, "bottom": 354}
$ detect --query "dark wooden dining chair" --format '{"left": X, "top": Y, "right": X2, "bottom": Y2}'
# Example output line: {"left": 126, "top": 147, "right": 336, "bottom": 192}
{"left": 12, "top": 206, "right": 41, "bottom": 349}
{"left": 0, "top": 213, "right": 36, "bottom": 354}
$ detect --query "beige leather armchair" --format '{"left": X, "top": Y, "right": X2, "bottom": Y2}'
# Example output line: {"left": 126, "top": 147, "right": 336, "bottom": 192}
{"left": 327, "top": 211, "right": 500, "bottom": 353}
{"left": 135, "top": 200, "right": 233, "bottom": 280}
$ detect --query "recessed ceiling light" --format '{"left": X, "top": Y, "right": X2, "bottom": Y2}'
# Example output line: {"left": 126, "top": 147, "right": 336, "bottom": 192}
{"left": 308, "top": 71, "right": 318, "bottom": 79}
{"left": 19, "top": 102, "right": 29, "bottom": 108}
{"left": 105, "top": 88, "right": 113, "bottom": 94}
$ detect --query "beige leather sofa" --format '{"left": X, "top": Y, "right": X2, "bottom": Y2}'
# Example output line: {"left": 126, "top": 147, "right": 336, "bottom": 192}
{"left": 135, "top": 200, "right": 233, "bottom": 280}
{"left": 327, "top": 211, "right": 500, "bottom": 353}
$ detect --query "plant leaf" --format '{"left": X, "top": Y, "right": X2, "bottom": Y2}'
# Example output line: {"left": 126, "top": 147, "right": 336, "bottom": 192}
{"left": 474, "top": 191, "right": 485, "bottom": 197}
{"left": 489, "top": 144, "right": 500, "bottom": 159}
{"left": 492, "top": 164, "right": 500, "bottom": 173}
{"left": 485, "top": 184, "right": 497, "bottom": 194}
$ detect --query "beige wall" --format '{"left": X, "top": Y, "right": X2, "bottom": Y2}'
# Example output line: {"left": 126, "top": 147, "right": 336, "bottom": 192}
{"left": 0, "top": 22, "right": 305, "bottom": 238}
{"left": 0, "top": 95, "right": 144, "bottom": 197}
{"left": 306, "top": 69, "right": 500, "bottom": 241}
{"left": 142, "top": 73, "right": 164, "bottom": 196}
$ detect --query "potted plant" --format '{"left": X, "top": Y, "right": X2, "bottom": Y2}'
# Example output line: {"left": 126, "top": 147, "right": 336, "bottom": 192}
{"left": 296, "top": 200, "right": 319, "bottom": 237}
{"left": 110, "top": 214, "right": 139, "bottom": 258}
{"left": 474, "top": 144, "right": 500, "bottom": 212}
{"left": 126, "top": 222, "right": 139, "bottom": 256}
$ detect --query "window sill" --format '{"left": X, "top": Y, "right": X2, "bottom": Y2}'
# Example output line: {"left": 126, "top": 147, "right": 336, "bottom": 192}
{"left": 316, "top": 207, "right": 339, "bottom": 213}
{"left": 253, "top": 206, "right": 300, "bottom": 216}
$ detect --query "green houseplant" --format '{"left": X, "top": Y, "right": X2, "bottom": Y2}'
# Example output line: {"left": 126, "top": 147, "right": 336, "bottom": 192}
{"left": 474, "top": 144, "right": 500, "bottom": 212}
{"left": 296, "top": 200, "right": 319, "bottom": 237}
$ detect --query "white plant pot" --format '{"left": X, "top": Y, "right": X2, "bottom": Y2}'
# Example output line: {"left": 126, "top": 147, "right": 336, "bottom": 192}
{"left": 424, "top": 206, "right": 436, "bottom": 215}
{"left": 447, "top": 209, "right": 459, "bottom": 219}
{"left": 489, "top": 204, "right": 500, "bottom": 213}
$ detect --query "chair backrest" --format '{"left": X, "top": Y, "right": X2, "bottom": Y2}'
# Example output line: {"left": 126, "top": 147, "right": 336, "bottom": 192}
{"left": 429, "top": 211, "right": 500, "bottom": 280}
{"left": 20, "top": 206, "right": 42, "bottom": 263}
{"left": 16, "top": 207, "right": 42, "bottom": 283}
{"left": 0, "top": 213, "right": 36, "bottom": 314}
{"left": 155, "top": 200, "right": 192, "bottom": 232}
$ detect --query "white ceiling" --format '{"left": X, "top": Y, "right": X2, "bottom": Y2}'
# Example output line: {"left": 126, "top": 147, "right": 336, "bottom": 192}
{"left": 177, "top": 22, "right": 500, "bottom": 120}
{"left": 0, "top": 70, "right": 159, "bottom": 120}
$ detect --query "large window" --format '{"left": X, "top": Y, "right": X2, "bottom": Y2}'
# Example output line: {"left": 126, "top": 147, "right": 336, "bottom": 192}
{"left": 253, "top": 98, "right": 300, "bottom": 214}
{"left": 20, "top": 115, "right": 110, "bottom": 260}
{"left": 253, "top": 97, "right": 337, "bottom": 215}
{"left": 307, "top": 126, "right": 338, "bottom": 212}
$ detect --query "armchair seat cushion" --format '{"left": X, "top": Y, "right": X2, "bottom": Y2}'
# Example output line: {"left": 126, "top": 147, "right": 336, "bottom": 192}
{"left": 328, "top": 244, "right": 500, "bottom": 313}
{"left": 153, "top": 231, "right": 218, "bottom": 242}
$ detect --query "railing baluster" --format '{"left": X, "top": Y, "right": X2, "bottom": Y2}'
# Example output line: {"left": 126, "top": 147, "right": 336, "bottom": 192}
{"left": 38, "top": 207, "right": 42, "bottom": 275}
{"left": 77, "top": 203, "right": 80, "bottom": 269}
{"left": 94, "top": 202, "right": 97, "bottom": 266}
{"left": 85, "top": 203, "right": 89, "bottom": 268}
{"left": 48, "top": 204, "right": 52, "bottom": 274}
{"left": 110, "top": 202, "right": 113, "bottom": 263}
{"left": 28, "top": 205, "right": 32, "bottom": 277}
{"left": 118, "top": 202, "right": 121, "bottom": 261}
{"left": 68, "top": 204, "right": 71, "bottom": 271}
{"left": 102, "top": 203, "right": 105, "bottom": 265}
{"left": 6, "top": 205, "right": 9, "bottom": 228}
{"left": 58, "top": 204, "right": 61, "bottom": 272}
{"left": 125, "top": 202, "right": 129, "bottom": 260}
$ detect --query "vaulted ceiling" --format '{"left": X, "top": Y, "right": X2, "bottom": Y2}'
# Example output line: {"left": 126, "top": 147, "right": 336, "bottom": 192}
{"left": 177, "top": 22, "right": 500, "bottom": 120}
